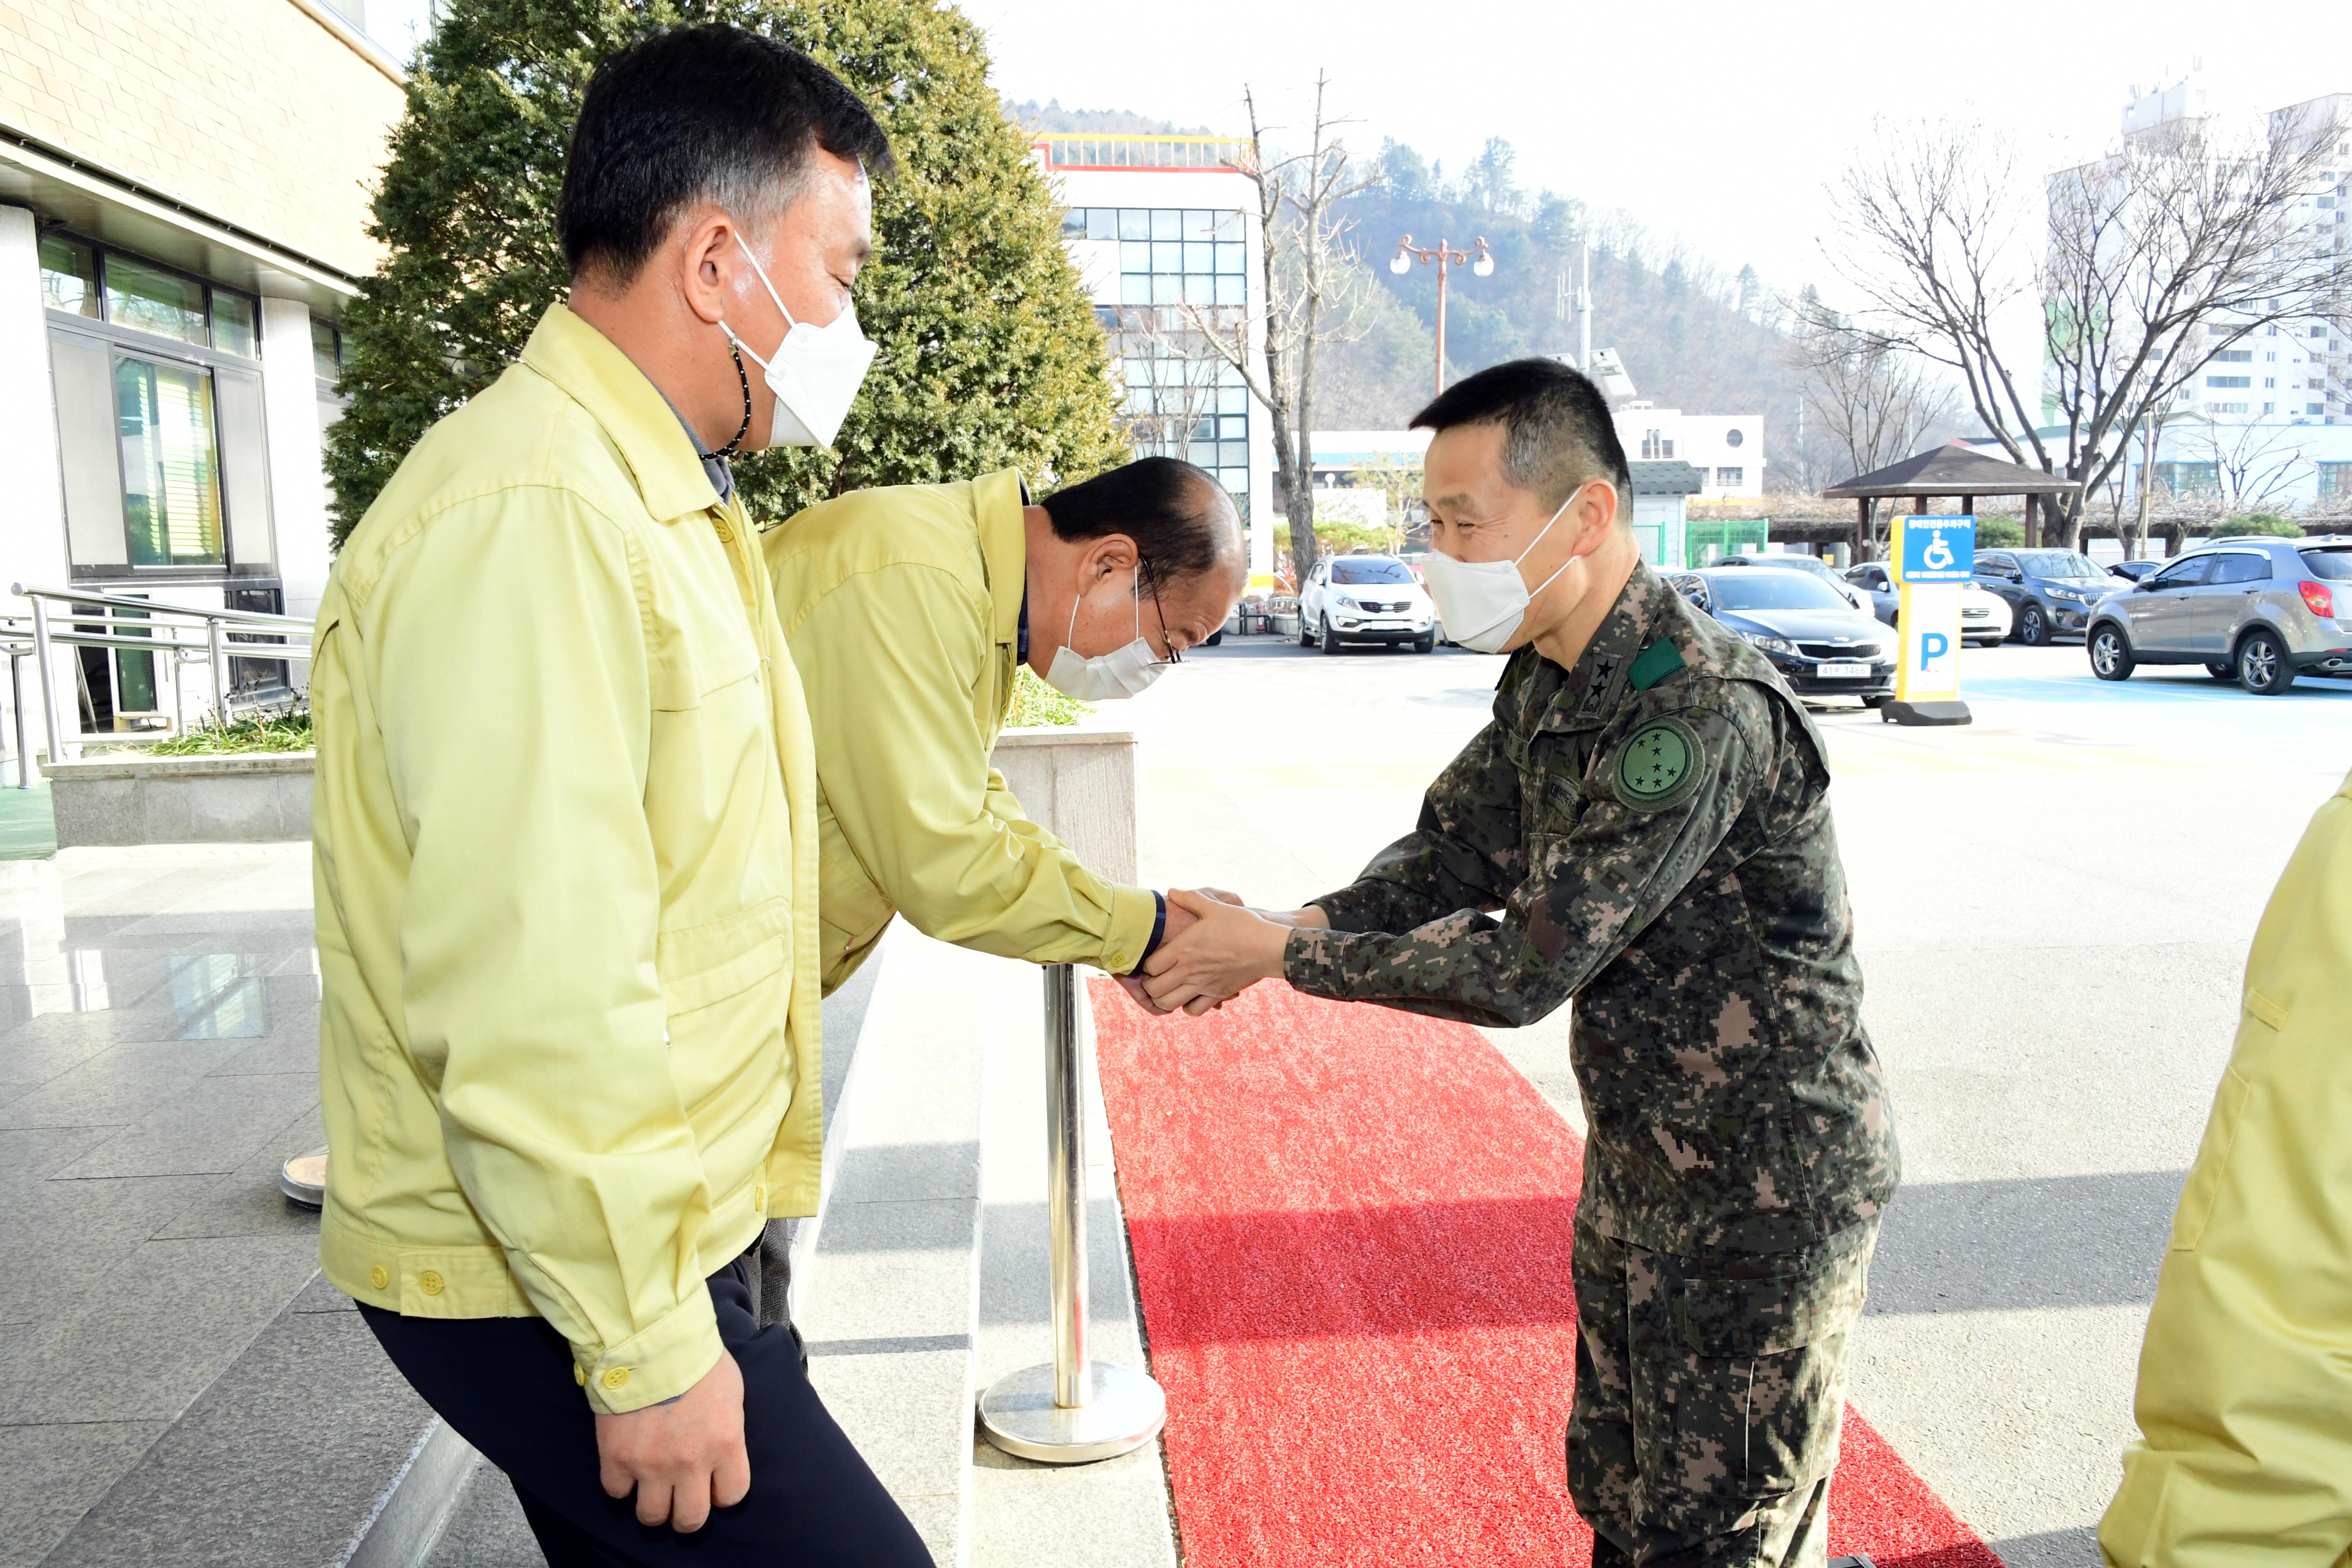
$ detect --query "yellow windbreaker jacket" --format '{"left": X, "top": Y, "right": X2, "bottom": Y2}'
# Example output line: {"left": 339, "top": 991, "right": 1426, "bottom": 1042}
{"left": 762, "top": 472, "right": 1158, "bottom": 992}
{"left": 311, "top": 304, "right": 822, "bottom": 1415}
{"left": 2101, "top": 767, "right": 2352, "bottom": 1566}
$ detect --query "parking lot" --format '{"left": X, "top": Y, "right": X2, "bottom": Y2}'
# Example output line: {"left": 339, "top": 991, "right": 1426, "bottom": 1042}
{"left": 1125, "top": 633, "right": 2351, "bottom": 1565}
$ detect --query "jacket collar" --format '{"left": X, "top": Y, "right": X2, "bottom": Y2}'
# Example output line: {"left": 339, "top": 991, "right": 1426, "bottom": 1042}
{"left": 1509, "top": 558, "right": 1677, "bottom": 734}
{"left": 520, "top": 303, "right": 721, "bottom": 523}
{"left": 974, "top": 470, "right": 1029, "bottom": 648}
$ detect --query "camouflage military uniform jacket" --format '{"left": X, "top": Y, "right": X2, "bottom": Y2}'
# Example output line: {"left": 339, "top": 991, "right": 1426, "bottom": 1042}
{"left": 1286, "top": 560, "right": 1897, "bottom": 1256}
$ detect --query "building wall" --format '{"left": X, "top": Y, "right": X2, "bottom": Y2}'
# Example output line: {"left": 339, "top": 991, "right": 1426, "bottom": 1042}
{"left": 1050, "top": 161, "right": 1276, "bottom": 577}
{"left": 0, "top": 0, "right": 404, "bottom": 275}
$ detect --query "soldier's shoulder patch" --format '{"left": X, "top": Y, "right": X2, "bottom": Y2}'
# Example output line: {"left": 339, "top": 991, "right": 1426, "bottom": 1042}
{"left": 1613, "top": 714, "right": 1702, "bottom": 810}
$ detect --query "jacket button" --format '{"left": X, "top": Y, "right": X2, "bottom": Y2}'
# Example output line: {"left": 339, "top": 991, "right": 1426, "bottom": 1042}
{"left": 1110, "top": 953, "right": 1129, "bottom": 969}
{"left": 368, "top": 1266, "right": 389, "bottom": 1290}
{"left": 754, "top": 1184, "right": 766, "bottom": 1212}
{"left": 419, "top": 1270, "right": 444, "bottom": 1296}
{"left": 603, "top": 1367, "right": 629, "bottom": 1390}
{"left": 574, "top": 1363, "right": 586, "bottom": 1386}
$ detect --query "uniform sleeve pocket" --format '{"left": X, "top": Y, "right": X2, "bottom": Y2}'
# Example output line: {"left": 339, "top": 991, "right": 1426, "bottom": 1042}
{"left": 656, "top": 898, "right": 792, "bottom": 1014}
{"left": 2168, "top": 1066, "right": 2252, "bottom": 1253}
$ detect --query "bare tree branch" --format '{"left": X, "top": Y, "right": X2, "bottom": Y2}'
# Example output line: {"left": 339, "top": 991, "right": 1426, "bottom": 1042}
{"left": 1827, "top": 109, "right": 2349, "bottom": 551}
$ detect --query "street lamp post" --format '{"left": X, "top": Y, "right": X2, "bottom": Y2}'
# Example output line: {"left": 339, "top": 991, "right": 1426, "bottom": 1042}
{"left": 1391, "top": 235, "right": 1494, "bottom": 399}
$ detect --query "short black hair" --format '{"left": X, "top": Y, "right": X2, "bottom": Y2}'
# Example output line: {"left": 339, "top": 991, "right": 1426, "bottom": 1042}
{"left": 557, "top": 25, "right": 894, "bottom": 284}
{"left": 1411, "top": 358, "right": 1631, "bottom": 512}
{"left": 1042, "top": 457, "right": 1244, "bottom": 590}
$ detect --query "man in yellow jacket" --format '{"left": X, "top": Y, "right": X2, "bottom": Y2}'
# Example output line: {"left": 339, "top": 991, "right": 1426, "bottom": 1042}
{"left": 765, "top": 458, "right": 1245, "bottom": 994}
{"left": 2099, "top": 767, "right": 2352, "bottom": 1568}
{"left": 311, "top": 27, "right": 931, "bottom": 1564}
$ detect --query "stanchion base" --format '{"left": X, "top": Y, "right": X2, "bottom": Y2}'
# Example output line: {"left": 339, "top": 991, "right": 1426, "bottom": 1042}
{"left": 977, "top": 1361, "right": 1165, "bottom": 1465}
{"left": 1881, "top": 699, "right": 1972, "bottom": 726}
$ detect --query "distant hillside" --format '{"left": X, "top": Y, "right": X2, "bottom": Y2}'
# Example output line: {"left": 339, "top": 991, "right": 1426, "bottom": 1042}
{"left": 1002, "top": 111, "right": 1810, "bottom": 456}
{"left": 1320, "top": 139, "right": 1801, "bottom": 430}
{"left": 1003, "top": 100, "right": 1216, "bottom": 136}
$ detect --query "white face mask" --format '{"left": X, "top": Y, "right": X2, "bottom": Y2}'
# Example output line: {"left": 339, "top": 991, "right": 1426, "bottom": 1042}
{"left": 1045, "top": 570, "right": 1172, "bottom": 702}
{"left": 719, "top": 231, "right": 877, "bottom": 449}
{"left": 1419, "top": 486, "right": 1584, "bottom": 653}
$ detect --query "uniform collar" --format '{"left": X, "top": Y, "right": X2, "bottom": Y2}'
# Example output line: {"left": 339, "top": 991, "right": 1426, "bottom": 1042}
{"left": 520, "top": 302, "right": 722, "bottom": 523}
{"left": 974, "top": 469, "right": 1029, "bottom": 649}
{"left": 1535, "top": 558, "right": 1679, "bottom": 732}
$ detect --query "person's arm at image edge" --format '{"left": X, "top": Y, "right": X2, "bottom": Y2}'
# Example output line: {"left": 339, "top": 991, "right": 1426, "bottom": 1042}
{"left": 371, "top": 493, "right": 723, "bottom": 1413}
{"left": 793, "top": 564, "right": 1160, "bottom": 972}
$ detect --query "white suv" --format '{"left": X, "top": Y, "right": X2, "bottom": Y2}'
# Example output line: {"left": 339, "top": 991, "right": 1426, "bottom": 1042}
{"left": 1298, "top": 553, "right": 1437, "bottom": 653}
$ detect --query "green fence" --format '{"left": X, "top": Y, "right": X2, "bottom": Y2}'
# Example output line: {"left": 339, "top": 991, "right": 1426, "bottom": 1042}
{"left": 1684, "top": 517, "right": 1769, "bottom": 567}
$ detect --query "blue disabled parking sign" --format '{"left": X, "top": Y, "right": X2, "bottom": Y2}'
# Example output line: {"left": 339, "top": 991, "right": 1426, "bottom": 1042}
{"left": 1898, "top": 515, "right": 1976, "bottom": 584}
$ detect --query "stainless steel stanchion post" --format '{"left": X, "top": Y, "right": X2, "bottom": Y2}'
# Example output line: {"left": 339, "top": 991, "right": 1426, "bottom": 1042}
{"left": 977, "top": 963, "right": 1166, "bottom": 1464}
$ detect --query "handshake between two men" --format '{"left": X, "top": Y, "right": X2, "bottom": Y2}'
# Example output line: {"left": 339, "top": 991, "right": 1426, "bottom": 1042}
{"left": 1116, "top": 888, "right": 1326, "bottom": 1017}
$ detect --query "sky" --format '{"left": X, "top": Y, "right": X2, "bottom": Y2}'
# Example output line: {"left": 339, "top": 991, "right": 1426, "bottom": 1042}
{"left": 964, "top": 0, "right": 2349, "bottom": 316}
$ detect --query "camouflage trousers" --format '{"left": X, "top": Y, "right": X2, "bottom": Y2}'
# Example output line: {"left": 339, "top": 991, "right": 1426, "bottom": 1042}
{"left": 1565, "top": 1213, "right": 1879, "bottom": 1568}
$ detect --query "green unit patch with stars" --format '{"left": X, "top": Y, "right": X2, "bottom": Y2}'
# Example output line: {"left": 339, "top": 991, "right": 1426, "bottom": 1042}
{"left": 1614, "top": 716, "right": 1701, "bottom": 809}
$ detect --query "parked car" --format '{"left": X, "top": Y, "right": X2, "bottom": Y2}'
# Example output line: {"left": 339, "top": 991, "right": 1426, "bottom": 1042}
{"left": 1840, "top": 561, "right": 2014, "bottom": 646}
{"left": 1716, "top": 552, "right": 1869, "bottom": 610}
{"left": 1297, "top": 552, "right": 1437, "bottom": 653}
{"left": 2084, "top": 536, "right": 2352, "bottom": 695}
{"left": 1972, "top": 549, "right": 2127, "bottom": 645}
{"left": 2107, "top": 558, "right": 2167, "bottom": 583}
{"left": 1665, "top": 568, "right": 1895, "bottom": 705}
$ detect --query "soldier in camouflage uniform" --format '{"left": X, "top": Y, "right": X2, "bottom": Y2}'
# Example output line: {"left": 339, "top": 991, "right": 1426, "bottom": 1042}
{"left": 1143, "top": 359, "right": 1897, "bottom": 1567}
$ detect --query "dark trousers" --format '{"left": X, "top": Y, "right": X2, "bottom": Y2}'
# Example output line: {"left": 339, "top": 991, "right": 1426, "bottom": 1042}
{"left": 1565, "top": 1215, "right": 1878, "bottom": 1568}
{"left": 362, "top": 1247, "right": 934, "bottom": 1568}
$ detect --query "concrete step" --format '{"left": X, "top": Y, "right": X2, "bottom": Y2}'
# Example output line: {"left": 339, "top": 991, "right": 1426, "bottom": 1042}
{"left": 401, "top": 926, "right": 1178, "bottom": 1568}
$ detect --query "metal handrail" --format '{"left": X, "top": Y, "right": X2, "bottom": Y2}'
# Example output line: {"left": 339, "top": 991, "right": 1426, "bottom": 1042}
{"left": 11, "top": 582, "right": 316, "bottom": 632}
{"left": 8, "top": 585, "right": 316, "bottom": 782}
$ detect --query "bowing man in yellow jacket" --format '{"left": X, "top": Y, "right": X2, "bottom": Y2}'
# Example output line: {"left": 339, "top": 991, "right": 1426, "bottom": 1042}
{"left": 2100, "top": 767, "right": 2352, "bottom": 1568}
{"left": 764, "top": 457, "right": 1246, "bottom": 993}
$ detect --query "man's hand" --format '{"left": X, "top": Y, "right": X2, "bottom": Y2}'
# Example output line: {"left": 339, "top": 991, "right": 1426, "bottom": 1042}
{"left": 1116, "top": 888, "right": 1247, "bottom": 1014}
{"left": 594, "top": 1350, "right": 750, "bottom": 1531}
{"left": 1141, "top": 890, "right": 1299, "bottom": 1014}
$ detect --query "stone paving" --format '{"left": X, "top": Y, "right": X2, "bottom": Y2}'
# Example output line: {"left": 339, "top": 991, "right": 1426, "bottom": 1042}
{"left": 0, "top": 843, "right": 434, "bottom": 1567}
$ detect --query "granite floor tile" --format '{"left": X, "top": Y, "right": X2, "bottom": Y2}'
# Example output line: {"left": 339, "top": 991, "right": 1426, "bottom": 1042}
{"left": 421, "top": 1465, "right": 542, "bottom": 1568}
{"left": 0, "top": 1125, "right": 124, "bottom": 1188}
{"left": 0, "top": 1039, "right": 250, "bottom": 1130}
{"left": 207, "top": 1032, "right": 319, "bottom": 1078}
{"left": 0, "top": 1008, "right": 142, "bottom": 1083}
{"left": 287, "top": 1269, "right": 356, "bottom": 1314}
{"left": 0, "top": 1231, "right": 324, "bottom": 1424}
{"left": 54, "top": 1072, "right": 319, "bottom": 1179}
{"left": 152, "top": 1106, "right": 327, "bottom": 1240}
{"left": 38, "top": 1308, "right": 433, "bottom": 1568}
{"left": 0, "top": 1172, "right": 221, "bottom": 1325}
{"left": 804, "top": 1346, "right": 972, "bottom": 1502}
{"left": 0, "top": 1420, "right": 168, "bottom": 1568}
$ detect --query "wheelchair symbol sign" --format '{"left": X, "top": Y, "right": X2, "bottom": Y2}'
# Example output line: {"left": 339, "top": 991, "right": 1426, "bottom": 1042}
{"left": 1898, "top": 515, "right": 1975, "bottom": 584}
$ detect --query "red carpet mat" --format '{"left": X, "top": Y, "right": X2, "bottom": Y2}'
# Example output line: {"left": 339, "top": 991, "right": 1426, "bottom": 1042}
{"left": 1091, "top": 980, "right": 2000, "bottom": 1568}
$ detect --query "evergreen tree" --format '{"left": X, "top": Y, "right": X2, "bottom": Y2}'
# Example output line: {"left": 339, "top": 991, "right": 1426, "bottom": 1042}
{"left": 324, "top": 0, "right": 1124, "bottom": 547}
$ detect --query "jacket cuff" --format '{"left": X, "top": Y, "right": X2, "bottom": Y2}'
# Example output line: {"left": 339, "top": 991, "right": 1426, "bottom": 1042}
{"left": 1102, "top": 884, "right": 1161, "bottom": 975}
{"left": 574, "top": 1283, "right": 724, "bottom": 1414}
{"left": 1302, "top": 884, "right": 1383, "bottom": 933}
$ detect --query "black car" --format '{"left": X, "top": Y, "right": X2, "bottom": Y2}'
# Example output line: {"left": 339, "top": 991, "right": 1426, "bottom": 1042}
{"left": 1972, "top": 549, "right": 2126, "bottom": 645}
{"left": 1666, "top": 568, "right": 1896, "bottom": 705}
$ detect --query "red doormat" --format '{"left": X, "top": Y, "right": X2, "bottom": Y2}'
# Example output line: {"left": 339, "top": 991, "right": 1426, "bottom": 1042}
{"left": 1091, "top": 980, "right": 2001, "bottom": 1568}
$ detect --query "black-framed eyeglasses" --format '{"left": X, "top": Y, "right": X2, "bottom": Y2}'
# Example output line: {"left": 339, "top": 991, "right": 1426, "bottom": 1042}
{"left": 1141, "top": 560, "right": 1184, "bottom": 665}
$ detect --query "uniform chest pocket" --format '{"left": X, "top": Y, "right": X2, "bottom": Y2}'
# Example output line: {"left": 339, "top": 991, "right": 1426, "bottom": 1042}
{"left": 646, "top": 528, "right": 765, "bottom": 712}
{"left": 1517, "top": 734, "right": 1594, "bottom": 837}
